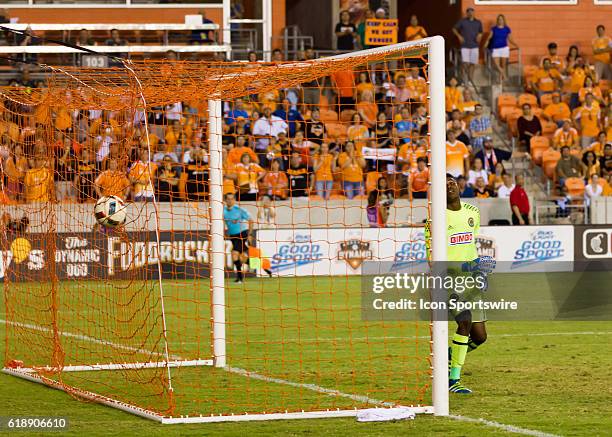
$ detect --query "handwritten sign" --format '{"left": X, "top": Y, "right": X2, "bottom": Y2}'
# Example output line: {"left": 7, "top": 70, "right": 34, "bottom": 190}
{"left": 365, "top": 19, "right": 398, "bottom": 46}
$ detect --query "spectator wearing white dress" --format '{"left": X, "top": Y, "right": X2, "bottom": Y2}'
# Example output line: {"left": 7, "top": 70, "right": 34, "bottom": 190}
{"left": 467, "top": 157, "right": 488, "bottom": 187}
{"left": 585, "top": 174, "right": 603, "bottom": 206}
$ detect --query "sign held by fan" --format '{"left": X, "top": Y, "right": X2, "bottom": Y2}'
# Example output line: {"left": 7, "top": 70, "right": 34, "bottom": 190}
{"left": 365, "top": 19, "right": 398, "bottom": 46}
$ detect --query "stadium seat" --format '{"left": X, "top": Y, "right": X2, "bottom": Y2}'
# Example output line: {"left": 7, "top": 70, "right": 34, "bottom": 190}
{"left": 497, "top": 94, "right": 517, "bottom": 116}
{"left": 366, "top": 172, "right": 382, "bottom": 193}
{"left": 541, "top": 120, "right": 557, "bottom": 138}
{"left": 507, "top": 112, "right": 521, "bottom": 138}
{"left": 339, "top": 109, "right": 357, "bottom": 122}
{"left": 542, "top": 149, "right": 561, "bottom": 180}
{"left": 539, "top": 93, "right": 554, "bottom": 109}
{"left": 319, "top": 108, "right": 338, "bottom": 122}
{"left": 501, "top": 106, "right": 522, "bottom": 124}
{"left": 523, "top": 65, "right": 538, "bottom": 84}
{"left": 565, "top": 177, "right": 585, "bottom": 197}
{"left": 518, "top": 93, "right": 538, "bottom": 108}
{"left": 530, "top": 136, "right": 550, "bottom": 165}
{"left": 600, "top": 80, "right": 610, "bottom": 92}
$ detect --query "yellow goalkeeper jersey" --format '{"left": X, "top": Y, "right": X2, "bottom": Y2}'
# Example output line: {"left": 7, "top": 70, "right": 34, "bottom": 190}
{"left": 425, "top": 202, "right": 480, "bottom": 262}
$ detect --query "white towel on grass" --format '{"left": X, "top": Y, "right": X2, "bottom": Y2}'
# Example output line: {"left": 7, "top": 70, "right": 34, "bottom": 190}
{"left": 356, "top": 407, "right": 416, "bottom": 422}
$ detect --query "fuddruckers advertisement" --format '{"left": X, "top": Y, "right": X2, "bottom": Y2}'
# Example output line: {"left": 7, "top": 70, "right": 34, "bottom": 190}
{"left": 0, "top": 231, "right": 235, "bottom": 282}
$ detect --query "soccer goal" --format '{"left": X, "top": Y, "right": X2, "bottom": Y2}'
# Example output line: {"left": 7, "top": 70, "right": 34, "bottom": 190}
{"left": 1, "top": 36, "right": 448, "bottom": 423}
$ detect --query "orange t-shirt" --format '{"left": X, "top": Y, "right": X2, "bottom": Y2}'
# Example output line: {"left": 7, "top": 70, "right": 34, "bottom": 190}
{"left": 533, "top": 68, "right": 561, "bottom": 92}
{"left": 592, "top": 36, "right": 611, "bottom": 64}
{"left": 262, "top": 171, "right": 288, "bottom": 198}
{"left": 445, "top": 87, "right": 462, "bottom": 111}
{"left": 575, "top": 105, "right": 601, "bottom": 137}
{"left": 54, "top": 107, "right": 72, "bottom": 131}
{"left": 568, "top": 67, "right": 588, "bottom": 94}
{"left": 314, "top": 153, "right": 334, "bottom": 181}
{"left": 405, "top": 25, "right": 427, "bottom": 42}
{"left": 234, "top": 162, "right": 265, "bottom": 190}
{"left": 578, "top": 86, "right": 603, "bottom": 103}
{"left": 96, "top": 170, "right": 130, "bottom": 198}
{"left": 129, "top": 161, "right": 158, "bottom": 194}
{"left": 24, "top": 167, "right": 53, "bottom": 202}
{"left": 337, "top": 152, "right": 363, "bottom": 183}
{"left": 332, "top": 70, "right": 355, "bottom": 98}
{"left": 410, "top": 167, "right": 429, "bottom": 193}
{"left": 543, "top": 102, "right": 571, "bottom": 123}
{"left": 405, "top": 76, "right": 427, "bottom": 100}
{"left": 356, "top": 101, "right": 378, "bottom": 127}
{"left": 446, "top": 141, "right": 469, "bottom": 177}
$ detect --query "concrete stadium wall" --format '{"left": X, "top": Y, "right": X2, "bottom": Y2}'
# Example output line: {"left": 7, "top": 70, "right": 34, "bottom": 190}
{"left": 4, "top": 197, "right": 520, "bottom": 233}
{"left": 462, "top": 0, "right": 612, "bottom": 65}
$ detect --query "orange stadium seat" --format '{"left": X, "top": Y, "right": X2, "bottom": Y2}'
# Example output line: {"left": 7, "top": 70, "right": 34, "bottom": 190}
{"left": 599, "top": 80, "right": 610, "bottom": 92}
{"left": 518, "top": 93, "right": 538, "bottom": 108}
{"left": 497, "top": 94, "right": 517, "bottom": 116}
{"left": 319, "top": 108, "right": 338, "bottom": 122}
{"left": 507, "top": 111, "right": 522, "bottom": 138}
{"left": 541, "top": 120, "right": 557, "bottom": 138}
{"left": 501, "top": 106, "right": 521, "bottom": 124}
{"left": 542, "top": 149, "right": 561, "bottom": 180}
{"left": 530, "top": 136, "right": 550, "bottom": 165}
{"left": 523, "top": 65, "right": 538, "bottom": 85}
{"left": 565, "top": 177, "right": 585, "bottom": 197}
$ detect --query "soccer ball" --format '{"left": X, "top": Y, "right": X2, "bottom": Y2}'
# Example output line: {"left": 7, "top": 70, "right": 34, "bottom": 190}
{"left": 94, "top": 195, "right": 127, "bottom": 228}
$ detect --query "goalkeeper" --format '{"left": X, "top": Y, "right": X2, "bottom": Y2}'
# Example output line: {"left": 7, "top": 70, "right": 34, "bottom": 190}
{"left": 425, "top": 174, "right": 493, "bottom": 394}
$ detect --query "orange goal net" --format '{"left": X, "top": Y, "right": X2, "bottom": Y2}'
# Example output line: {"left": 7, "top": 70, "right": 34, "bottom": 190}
{"left": 1, "top": 38, "right": 449, "bottom": 422}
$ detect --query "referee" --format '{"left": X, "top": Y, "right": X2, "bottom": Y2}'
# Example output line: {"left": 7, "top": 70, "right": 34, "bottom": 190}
{"left": 223, "top": 192, "right": 253, "bottom": 284}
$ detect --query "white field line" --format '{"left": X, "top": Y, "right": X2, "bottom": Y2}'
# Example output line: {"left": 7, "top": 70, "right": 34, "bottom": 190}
{"left": 226, "top": 366, "right": 395, "bottom": 408}
{"left": 281, "top": 331, "right": 612, "bottom": 343}
{"left": 0, "top": 318, "right": 588, "bottom": 434}
{"left": 0, "top": 318, "right": 182, "bottom": 360}
{"left": 449, "top": 415, "right": 562, "bottom": 437}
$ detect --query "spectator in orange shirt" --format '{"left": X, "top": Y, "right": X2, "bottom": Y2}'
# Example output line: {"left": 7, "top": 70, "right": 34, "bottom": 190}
{"left": 24, "top": 157, "right": 53, "bottom": 203}
{"left": 531, "top": 58, "right": 562, "bottom": 100}
{"left": 262, "top": 158, "right": 288, "bottom": 200}
{"left": 553, "top": 120, "right": 579, "bottom": 150}
{"left": 592, "top": 24, "right": 611, "bottom": 81}
{"left": 355, "top": 70, "right": 375, "bottom": 101}
{"left": 405, "top": 15, "right": 427, "bottom": 42}
{"left": 567, "top": 57, "right": 592, "bottom": 110}
{"left": 95, "top": 158, "right": 130, "bottom": 199}
{"left": 331, "top": 68, "right": 355, "bottom": 111}
{"left": 586, "top": 131, "right": 608, "bottom": 157}
{"left": 337, "top": 141, "right": 365, "bottom": 199}
{"left": 129, "top": 148, "right": 158, "bottom": 202}
{"left": 410, "top": 156, "right": 429, "bottom": 199}
{"left": 540, "top": 42, "right": 565, "bottom": 72}
{"left": 542, "top": 93, "right": 571, "bottom": 127}
{"left": 313, "top": 143, "right": 337, "bottom": 200}
{"left": 445, "top": 129, "right": 470, "bottom": 177}
{"left": 405, "top": 67, "right": 427, "bottom": 102}
{"left": 228, "top": 135, "right": 259, "bottom": 165}
{"left": 574, "top": 93, "right": 602, "bottom": 148}
{"left": 445, "top": 77, "right": 463, "bottom": 114}
{"left": 578, "top": 76, "right": 604, "bottom": 106}
{"left": 356, "top": 90, "right": 378, "bottom": 127}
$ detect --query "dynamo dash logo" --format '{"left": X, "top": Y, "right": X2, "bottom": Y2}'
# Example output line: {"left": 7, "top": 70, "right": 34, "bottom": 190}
{"left": 270, "top": 234, "right": 324, "bottom": 272}
{"left": 511, "top": 230, "right": 564, "bottom": 269}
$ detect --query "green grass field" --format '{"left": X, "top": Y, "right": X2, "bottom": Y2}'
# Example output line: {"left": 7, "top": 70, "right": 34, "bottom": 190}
{"left": 1, "top": 274, "right": 611, "bottom": 436}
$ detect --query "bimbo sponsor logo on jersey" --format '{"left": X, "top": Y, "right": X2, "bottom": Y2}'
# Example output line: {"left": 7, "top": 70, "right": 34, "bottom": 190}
{"left": 511, "top": 229, "right": 564, "bottom": 268}
{"left": 270, "top": 233, "right": 324, "bottom": 272}
{"left": 392, "top": 231, "right": 427, "bottom": 269}
{"left": 449, "top": 232, "right": 473, "bottom": 245}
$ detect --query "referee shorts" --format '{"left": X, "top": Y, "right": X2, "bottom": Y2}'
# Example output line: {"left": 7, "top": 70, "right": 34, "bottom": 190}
{"left": 229, "top": 230, "right": 250, "bottom": 254}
